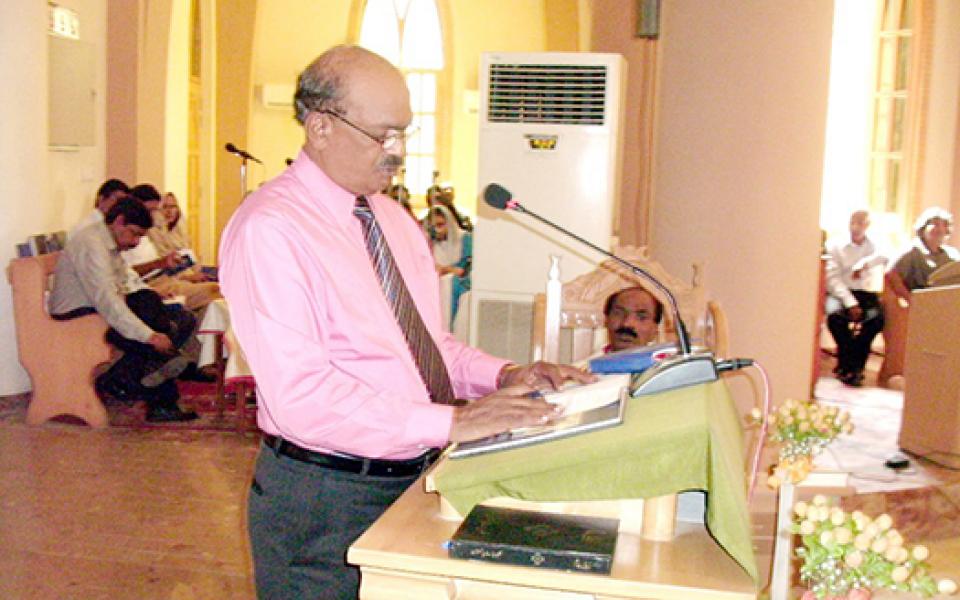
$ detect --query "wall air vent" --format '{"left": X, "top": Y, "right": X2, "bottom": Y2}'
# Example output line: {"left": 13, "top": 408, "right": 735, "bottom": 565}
{"left": 487, "top": 64, "right": 608, "bottom": 125}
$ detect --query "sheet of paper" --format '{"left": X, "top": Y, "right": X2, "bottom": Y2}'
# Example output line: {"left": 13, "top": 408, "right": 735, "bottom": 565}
{"left": 541, "top": 374, "right": 630, "bottom": 417}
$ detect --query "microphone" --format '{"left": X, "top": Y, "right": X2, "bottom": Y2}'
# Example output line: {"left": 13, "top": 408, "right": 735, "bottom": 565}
{"left": 483, "top": 182, "right": 721, "bottom": 396}
{"left": 224, "top": 143, "right": 263, "bottom": 164}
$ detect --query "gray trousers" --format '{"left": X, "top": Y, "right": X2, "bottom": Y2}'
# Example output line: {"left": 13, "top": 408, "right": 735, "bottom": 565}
{"left": 248, "top": 442, "right": 418, "bottom": 599}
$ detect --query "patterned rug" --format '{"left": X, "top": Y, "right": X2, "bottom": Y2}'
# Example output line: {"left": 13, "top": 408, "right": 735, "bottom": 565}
{"left": 0, "top": 381, "right": 258, "bottom": 433}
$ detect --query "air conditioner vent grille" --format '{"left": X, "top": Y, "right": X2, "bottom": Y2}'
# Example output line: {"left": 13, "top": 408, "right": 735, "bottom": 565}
{"left": 487, "top": 64, "right": 607, "bottom": 125}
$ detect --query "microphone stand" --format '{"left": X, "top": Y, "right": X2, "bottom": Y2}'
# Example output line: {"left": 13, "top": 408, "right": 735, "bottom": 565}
{"left": 504, "top": 203, "right": 719, "bottom": 396}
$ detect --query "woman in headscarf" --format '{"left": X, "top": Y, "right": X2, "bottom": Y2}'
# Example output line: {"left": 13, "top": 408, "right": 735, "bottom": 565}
{"left": 427, "top": 204, "right": 471, "bottom": 327}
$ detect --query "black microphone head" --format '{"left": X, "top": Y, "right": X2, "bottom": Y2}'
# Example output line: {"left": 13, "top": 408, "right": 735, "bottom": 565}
{"left": 483, "top": 183, "right": 512, "bottom": 210}
{"left": 225, "top": 143, "right": 238, "bottom": 153}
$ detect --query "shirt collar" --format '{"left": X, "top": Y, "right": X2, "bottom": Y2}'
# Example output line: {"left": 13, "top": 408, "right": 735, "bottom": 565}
{"left": 95, "top": 219, "right": 119, "bottom": 253}
{"left": 289, "top": 149, "right": 373, "bottom": 229}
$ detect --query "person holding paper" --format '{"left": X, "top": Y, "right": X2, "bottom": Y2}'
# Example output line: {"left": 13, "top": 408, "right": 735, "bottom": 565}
{"left": 219, "top": 45, "right": 593, "bottom": 600}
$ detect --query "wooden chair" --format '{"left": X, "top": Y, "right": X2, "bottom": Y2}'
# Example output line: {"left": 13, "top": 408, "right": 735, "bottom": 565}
{"left": 223, "top": 325, "right": 256, "bottom": 432}
{"left": 530, "top": 245, "right": 728, "bottom": 364}
{"left": 877, "top": 286, "right": 909, "bottom": 388}
{"left": 7, "top": 253, "right": 113, "bottom": 427}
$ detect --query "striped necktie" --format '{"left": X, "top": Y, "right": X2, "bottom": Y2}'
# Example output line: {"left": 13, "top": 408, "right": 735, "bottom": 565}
{"left": 354, "top": 196, "right": 457, "bottom": 405}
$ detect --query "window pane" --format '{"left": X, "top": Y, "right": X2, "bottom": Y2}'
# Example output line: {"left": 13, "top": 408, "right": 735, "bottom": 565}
{"left": 882, "top": 0, "right": 899, "bottom": 30}
{"left": 401, "top": 0, "right": 443, "bottom": 69}
{"left": 887, "top": 159, "right": 901, "bottom": 212}
{"left": 360, "top": 0, "right": 401, "bottom": 65}
{"left": 877, "top": 38, "right": 896, "bottom": 91}
{"left": 416, "top": 115, "right": 435, "bottom": 154}
{"left": 892, "top": 97, "right": 905, "bottom": 150}
{"left": 900, "top": 0, "right": 913, "bottom": 29}
{"left": 405, "top": 155, "right": 435, "bottom": 196}
{"left": 873, "top": 97, "right": 893, "bottom": 151}
{"left": 406, "top": 71, "right": 436, "bottom": 113}
{"left": 896, "top": 36, "right": 911, "bottom": 90}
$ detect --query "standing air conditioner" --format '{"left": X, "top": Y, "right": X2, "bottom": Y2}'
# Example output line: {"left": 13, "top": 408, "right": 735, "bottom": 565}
{"left": 467, "top": 52, "right": 626, "bottom": 362}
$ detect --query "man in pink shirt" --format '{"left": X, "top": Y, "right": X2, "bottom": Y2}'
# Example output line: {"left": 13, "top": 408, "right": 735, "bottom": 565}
{"left": 219, "top": 45, "right": 592, "bottom": 599}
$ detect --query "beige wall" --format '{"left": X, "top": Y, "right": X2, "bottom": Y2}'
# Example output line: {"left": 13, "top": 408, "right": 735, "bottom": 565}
{"left": 649, "top": 1, "right": 834, "bottom": 404}
{"left": 0, "top": 2, "right": 57, "bottom": 393}
{"left": 214, "top": 0, "right": 257, "bottom": 245}
{"left": 0, "top": 0, "right": 108, "bottom": 395}
{"left": 590, "top": 0, "right": 657, "bottom": 246}
{"left": 246, "top": 0, "right": 352, "bottom": 189}
{"left": 106, "top": 0, "right": 138, "bottom": 181}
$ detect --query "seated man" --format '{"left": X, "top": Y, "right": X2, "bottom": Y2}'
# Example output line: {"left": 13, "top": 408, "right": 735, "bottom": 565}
{"left": 70, "top": 178, "right": 130, "bottom": 238}
{"left": 603, "top": 286, "right": 663, "bottom": 352}
{"left": 48, "top": 197, "right": 199, "bottom": 422}
{"left": 824, "top": 210, "right": 887, "bottom": 387}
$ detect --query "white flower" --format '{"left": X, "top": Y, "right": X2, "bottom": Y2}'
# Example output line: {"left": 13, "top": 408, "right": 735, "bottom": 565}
{"left": 844, "top": 550, "right": 864, "bottom": 568}
{"left": 875, "top": 513, "right": 893, "bottom": 531}
{"left": 799, "top": 520, "right": 816, "bottom": 535}
{"left": 793, "top": 501, "right": 809, "bottom": 518}
{"left": 833, "top": 526, "right": 852, "bottom": 544}
{"left": 854, "top": 533, "right": 872, "bottom": 551}
{"left": 885, "top": 529, "right": 903, "bottom": 548}
{"left": 912, "top": 545, "right": 929, "bottom": 561}
{"left": 830, "top": 508, "right": 846, "bottom": 526}
{"left": 812, "top": 494, "right": 828, "bottom": 507}
{"left": 938, "top": 579, "right": 958, "bottom": 595}
{"left": 891, "top": 565, "right": 911, "bottom": 583}
{"left": 871, "top": 537, "right": 888, "bottom": 554}
{"left": 820, "top": 530, "right": 834, "bottom": 545}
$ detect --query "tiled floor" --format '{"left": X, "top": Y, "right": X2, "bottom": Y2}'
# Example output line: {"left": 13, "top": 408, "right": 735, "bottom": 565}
{"left": 0, "top": 423, "right": 258, "bottom": 599}
{"left": 1, "top": 374, "right": 959, "bottom": 599}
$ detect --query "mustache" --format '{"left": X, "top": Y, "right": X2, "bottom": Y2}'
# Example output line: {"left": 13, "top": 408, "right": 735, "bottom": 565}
{"left": 379, "top": 155, "right": 404, "bottom": 169}
{"left": 614, "top": 327, "right": 637, "bottom": 339}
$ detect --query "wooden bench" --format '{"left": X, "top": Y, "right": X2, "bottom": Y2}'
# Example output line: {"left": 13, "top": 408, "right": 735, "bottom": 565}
{"left": 7, "top": 253, "right": 112, "bottom": 427}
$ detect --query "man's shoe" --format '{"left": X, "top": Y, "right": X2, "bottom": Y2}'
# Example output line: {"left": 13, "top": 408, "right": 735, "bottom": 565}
{"left": 179, "top": 362, "right": 218, "bottom": 383}
{"left": 141, "top": 355, "right": 190, "bottom": 388}
{"left": 145, "top": 405, "right": 200, "bottom": 423}
{"left": 94, "top": 371, "right": 135, "bottom": 405}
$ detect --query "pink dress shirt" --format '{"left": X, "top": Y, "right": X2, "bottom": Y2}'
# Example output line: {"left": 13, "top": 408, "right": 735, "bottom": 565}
{"left": 219, "top": 152, "right": 508, "bottom": 459}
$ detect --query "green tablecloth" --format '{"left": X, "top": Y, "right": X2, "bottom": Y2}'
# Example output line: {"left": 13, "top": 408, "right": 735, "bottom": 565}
{"left": 432, "top": 380, "right": 758, "bottom": 583}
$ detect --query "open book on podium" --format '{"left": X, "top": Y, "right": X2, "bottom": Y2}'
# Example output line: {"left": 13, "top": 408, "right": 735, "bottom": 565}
{"left": 426, "top": 374, "right": 680, "bottom": 541}
{"left": 448, "top": 374, "right": 630, "bottom": 459}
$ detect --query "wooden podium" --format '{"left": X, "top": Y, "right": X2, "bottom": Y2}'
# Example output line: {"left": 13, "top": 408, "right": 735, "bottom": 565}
{"left": 347, "top": 479, "right": 757, "bottom": 600}
{"left": 899, "top": 283, "right": 960, "bottom": 468}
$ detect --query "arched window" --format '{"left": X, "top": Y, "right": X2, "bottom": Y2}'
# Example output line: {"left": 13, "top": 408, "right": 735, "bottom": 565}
{"left": 359, "top": 0, "right": 444, "bottom": 199}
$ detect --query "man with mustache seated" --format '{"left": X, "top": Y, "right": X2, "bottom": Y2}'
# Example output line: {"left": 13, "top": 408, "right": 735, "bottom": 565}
{"left": 603, "top": 286, "right": 663, "bottom": 352}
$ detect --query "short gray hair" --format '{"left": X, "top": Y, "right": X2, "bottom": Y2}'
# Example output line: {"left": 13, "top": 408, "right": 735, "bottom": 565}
{"left": 293, "top": 45, "right": 371, "bottom": 124}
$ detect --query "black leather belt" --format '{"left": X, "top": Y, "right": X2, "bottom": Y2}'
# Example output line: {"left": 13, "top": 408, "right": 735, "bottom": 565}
{"left": 262, "top": 434, "right": 439, "bottom": 478}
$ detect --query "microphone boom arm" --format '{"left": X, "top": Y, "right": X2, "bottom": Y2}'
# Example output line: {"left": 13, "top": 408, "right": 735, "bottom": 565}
{"left": 509, "top": 203, "right": 692, "bottom": 356}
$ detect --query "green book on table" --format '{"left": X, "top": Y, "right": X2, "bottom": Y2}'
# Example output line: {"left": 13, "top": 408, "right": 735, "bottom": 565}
{"left": 448, "top": 505, "right": 618, "bottom": 574}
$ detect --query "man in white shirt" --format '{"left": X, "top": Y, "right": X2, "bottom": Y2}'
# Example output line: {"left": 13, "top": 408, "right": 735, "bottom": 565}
{"left": 50, "top": 197, "right": 199, "bottom": 422}
{"left": 825, "top": 210, "right": 888, "bottom": 387}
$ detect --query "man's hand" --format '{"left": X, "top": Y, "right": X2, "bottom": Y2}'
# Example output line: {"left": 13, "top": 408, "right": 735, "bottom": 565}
{"left": 498, "top": 361, "right": 597, "bottom": 390}
{"left": 846, "top": 305, "right": 864, "bottom": 322}
{"left": 449, "top": 385, "right": 559, "bottom": 443}
{"left": 147, "top": 333, "right": 175, "bottom": 354}
{"left": 160, "top": 252, "right": 183, "bottom": 270}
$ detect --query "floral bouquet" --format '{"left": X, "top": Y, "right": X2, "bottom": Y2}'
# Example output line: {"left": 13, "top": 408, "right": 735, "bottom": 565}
{"left": 793, "top": 495, "right": 957, "bottom": 599}
{"left": 758, "top": 398, "right": 853, "bottom": 489}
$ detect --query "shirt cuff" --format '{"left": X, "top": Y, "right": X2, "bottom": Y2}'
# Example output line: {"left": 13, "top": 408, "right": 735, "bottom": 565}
{"left": 400, "top": 402, "right": 456, "bottom": 450}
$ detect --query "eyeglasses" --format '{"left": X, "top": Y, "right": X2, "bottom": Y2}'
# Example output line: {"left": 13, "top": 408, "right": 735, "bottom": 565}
{"left": 321, "top": 110, "right": 418, "bottom": 151}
